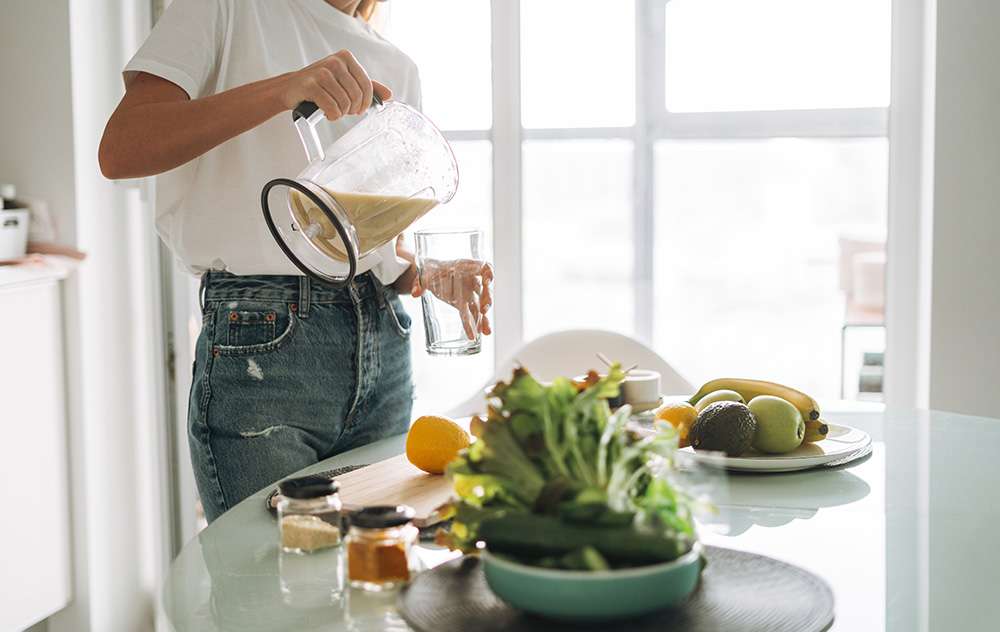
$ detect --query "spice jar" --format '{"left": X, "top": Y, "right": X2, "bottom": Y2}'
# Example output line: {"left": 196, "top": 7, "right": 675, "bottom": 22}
{"left": 345, "top": 505, "right": 418, "bottom": 591}
{"left": 277, "top": 475, "right": 343, "bottom": 553}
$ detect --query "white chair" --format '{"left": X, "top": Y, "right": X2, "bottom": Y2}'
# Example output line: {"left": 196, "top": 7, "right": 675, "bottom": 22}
{"left": 445, "top": 329, "right": 693, "bottom": 418}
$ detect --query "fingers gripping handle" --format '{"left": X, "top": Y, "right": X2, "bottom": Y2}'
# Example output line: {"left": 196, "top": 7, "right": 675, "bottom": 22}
{"left": 292, "top": 101, "right": 321, "bottom": 122}
{"left": 291, "top": 92, "right": 383, "bottom": 122}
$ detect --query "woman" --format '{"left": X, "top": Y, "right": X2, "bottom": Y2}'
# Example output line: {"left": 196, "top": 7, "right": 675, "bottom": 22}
{"left": 99, "top": 0, "right": 491, "bottom": 523}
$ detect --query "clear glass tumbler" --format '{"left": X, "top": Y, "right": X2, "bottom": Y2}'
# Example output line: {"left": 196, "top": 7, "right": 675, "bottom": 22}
{"left": 414, "top": 228, "right": 489, "bottom": 356}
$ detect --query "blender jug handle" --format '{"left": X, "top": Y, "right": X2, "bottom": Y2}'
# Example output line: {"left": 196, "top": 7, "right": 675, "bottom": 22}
{"left": 292, "top": 94, "right": 385, "bottom": 165}
{"left": 292, "top": 102, "right": 326, "bottom": 164}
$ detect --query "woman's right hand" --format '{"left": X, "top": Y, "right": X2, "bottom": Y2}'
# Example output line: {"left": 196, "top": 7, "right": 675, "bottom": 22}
{"left": 279, "top": 50, "right": 392, "bottom": 121}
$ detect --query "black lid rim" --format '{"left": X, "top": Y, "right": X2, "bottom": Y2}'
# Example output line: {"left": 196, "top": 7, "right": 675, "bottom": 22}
{"left": 277, "top": 474, "right": 340, "bottom": 499}
{"left": 348, "top": 504, "right": 416, "bottom": 529}
{"left": 261, "top": 177, "right": 358, "bottom": 289}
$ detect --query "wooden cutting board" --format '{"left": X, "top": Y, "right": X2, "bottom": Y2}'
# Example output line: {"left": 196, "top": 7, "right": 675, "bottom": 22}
{"left": 336, "top": 454, "right": 456, "bottom": 527}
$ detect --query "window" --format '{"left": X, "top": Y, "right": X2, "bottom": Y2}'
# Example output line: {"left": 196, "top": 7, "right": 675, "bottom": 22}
{"left": 522, "top": 138, "right": 636, "bottom": 335}
{"left": 389, "top": 0, "right": 891, "bottom": 406}
{"left": 388, "top": 1, "right": 496, "bottom": 414}
{"left": 663, "top": 0, "right": 890, "bottom": 113}
{"left": 521, "top": 2, "right": 636, "bottom": 128}
{"left": 651, "top": 137, "right": 888, "bottom": 391}
{"left": 651, "top": 0, "right": 890, "bottom": 397}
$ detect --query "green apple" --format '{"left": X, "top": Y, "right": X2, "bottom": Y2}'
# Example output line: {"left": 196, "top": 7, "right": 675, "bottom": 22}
{"left": 693, "top": 389, "right": 744, "bottom": 413}
{"left": 747, "top": 395, "right": 805, "bottom": 454}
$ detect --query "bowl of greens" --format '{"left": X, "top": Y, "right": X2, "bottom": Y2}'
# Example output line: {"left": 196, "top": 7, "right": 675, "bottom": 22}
{"left": 437, "top": 364, "right": 705, "bottom": 620}
{"left": 480, "top": 542, "right": 702, "bottom": 620}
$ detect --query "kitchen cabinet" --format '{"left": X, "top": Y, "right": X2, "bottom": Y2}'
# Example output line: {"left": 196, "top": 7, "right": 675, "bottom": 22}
{"left": 0, "top": 268, "right": 72, "bottom": 630}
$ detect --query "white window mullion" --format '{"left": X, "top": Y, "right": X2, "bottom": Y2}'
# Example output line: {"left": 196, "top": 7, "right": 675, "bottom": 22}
{"left": 655, "top": 108, "right": 888, "bottom": 139}
{"left": 522, "top": 127, "right": 631, "bottom": 140}
{"left": 491, "top": 0, "right": 523, "bottom": 361}
{"left": 441, "top": 129, "right": 491, "bottom": 142}
{"left": 634, "top": 0, "right": 666, "bottom": 343}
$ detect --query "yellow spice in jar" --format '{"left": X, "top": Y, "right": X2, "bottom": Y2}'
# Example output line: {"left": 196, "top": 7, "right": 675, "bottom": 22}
{"left": 281, "top": 514, "right": 342, "bottom": 551}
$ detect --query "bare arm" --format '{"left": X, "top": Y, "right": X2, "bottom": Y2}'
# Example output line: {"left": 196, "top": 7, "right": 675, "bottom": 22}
{"left": 98, "top": 50, "right": 392, "bottom": 180}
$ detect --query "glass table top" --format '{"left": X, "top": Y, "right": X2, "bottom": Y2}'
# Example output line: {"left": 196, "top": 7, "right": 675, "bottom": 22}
{"left": 159, "top": 402, "right": 1000, "bottom": 631}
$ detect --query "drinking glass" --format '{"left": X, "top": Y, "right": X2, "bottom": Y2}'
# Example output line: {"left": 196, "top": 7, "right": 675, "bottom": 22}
{"left": 414, "top": 228, "right": 488, "bottom": 356}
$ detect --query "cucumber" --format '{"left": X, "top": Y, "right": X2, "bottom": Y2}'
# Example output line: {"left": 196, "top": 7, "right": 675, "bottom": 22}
{"left": 477, "top": 513, "right": 684, "bottom": 565}
{"left": 560, "top": 546, "right": 612, "bottom": 571}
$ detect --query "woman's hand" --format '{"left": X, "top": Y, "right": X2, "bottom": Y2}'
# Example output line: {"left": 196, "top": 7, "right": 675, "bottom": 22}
{"left": 278, "top": 50, "right": 392, "bottom": 119}
{"left": 412, "top": 258, "right": 494, "bottom": 339}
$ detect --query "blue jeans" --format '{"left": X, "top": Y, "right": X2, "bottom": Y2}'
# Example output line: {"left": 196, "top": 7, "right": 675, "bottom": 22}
{"left": 188, "top": 271, "right": 414, "bottom": 523}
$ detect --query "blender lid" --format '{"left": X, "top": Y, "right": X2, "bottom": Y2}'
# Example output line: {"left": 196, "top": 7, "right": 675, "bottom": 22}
{"left": 261, "top": 177, "right": 359, "bottom": 288}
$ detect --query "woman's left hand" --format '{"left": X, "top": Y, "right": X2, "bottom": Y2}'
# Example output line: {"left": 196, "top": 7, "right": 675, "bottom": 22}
{"left": 412, "top": 258, "right": 493, "bottom": 339}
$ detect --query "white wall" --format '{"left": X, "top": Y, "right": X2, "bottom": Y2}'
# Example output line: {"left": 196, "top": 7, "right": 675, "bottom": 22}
{"left": 0, "top": 4, "right": 76, "bottom": 234}
{"left": 926, "top": 0, "right": 1000, "bottom": 417}
{"left": 886, "top": 0, "right": 1000, "bottom": 418}
{"left": 0, "top": 0, "right": 168, "bottom": 630}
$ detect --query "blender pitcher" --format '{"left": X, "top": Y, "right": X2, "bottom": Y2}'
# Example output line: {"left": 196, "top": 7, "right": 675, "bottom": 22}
{"left": 262, "top": 97, "right": 459, "bottom": 287}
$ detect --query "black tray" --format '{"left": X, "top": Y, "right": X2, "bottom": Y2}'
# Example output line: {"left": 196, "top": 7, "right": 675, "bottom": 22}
{"left": 397, "top": 546, "right": 834, "bottom": 632}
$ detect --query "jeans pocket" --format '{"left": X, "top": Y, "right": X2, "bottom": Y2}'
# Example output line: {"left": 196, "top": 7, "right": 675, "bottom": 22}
{"left": 383, "top": 288, "right": 412, "bottom": 340}
{"left": 211, "top": 300, "right": 298, "bottom": 354}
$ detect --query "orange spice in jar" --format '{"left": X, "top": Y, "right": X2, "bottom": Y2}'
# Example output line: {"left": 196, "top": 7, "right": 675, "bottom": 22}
{"left": 345, "top": 505, "right": 418, "bottom": 591}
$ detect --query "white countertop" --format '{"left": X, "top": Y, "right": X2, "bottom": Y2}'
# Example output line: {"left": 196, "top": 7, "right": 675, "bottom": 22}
{"left": 0, "top": 254, "right": 82, "bottom": 288}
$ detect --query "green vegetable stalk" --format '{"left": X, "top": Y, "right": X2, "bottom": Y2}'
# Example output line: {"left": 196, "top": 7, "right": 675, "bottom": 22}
{"left": 438, "top": 364, "right": 701, "bottom": 569}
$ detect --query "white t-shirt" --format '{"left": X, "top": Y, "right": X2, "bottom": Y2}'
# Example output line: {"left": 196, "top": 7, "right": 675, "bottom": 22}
{"left": 124, "top": 0, "right": 421, "bottom": 282}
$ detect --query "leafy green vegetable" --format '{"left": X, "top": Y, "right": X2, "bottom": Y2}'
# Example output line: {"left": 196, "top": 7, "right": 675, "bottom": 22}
{"left": 438, "top": 364, "right": 701, "bottom": 569}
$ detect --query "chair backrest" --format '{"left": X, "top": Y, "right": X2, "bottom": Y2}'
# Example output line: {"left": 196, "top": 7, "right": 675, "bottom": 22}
{"left": 445, "top": 329, "right": 692, "bottom": 417}
{"left": 495, "top": 329, "right": 693, "bottom": 391}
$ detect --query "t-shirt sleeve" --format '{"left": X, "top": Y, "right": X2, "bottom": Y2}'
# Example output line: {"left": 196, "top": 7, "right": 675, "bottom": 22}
{"left": 122, "top": 0, "right": 226, "bottom": 99}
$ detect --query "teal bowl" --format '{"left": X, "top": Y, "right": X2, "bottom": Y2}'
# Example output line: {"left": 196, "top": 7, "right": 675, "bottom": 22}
{"left": 480, "top": 542, "right": 702, "bottom": 621}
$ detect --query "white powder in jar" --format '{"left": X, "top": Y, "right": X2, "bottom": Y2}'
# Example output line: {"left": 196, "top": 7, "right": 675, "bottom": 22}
{"left": 281, "top": 514, "right": 342, "bottom": 551}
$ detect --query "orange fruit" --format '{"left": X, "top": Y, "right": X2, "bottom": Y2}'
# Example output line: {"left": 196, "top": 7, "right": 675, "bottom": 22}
{"left": 405, "top": 415, "right": 472, "bottom": 474}
{"left": 654, "top": 401, "right": 698, "bottom": 448}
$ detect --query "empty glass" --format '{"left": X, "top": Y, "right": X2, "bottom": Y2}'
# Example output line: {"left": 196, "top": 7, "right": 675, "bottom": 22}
{"left": 414, "top": 228, "right": 488, "bottom": 356}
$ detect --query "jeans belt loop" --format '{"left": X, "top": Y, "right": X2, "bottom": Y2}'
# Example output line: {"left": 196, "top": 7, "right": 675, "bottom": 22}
{"left": 298, "top": 275, "right": 311, "bottom": 317}
{"left": 198, "top": 272, "right": 208, "bottom": 312}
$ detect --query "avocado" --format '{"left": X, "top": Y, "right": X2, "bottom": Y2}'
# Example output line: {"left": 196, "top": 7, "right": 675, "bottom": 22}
{"left": 689, "top": 401, "right": 758, "bottom": 457}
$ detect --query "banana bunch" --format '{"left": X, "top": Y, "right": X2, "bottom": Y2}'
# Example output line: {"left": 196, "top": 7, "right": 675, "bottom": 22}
{"left": 688, "top": 378, "right": 827, "bottom": 444}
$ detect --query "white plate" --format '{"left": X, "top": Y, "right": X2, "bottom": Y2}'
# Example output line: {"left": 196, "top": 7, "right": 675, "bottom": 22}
{"left": 680, "top": 423, "right": 872, "bottom": 472}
